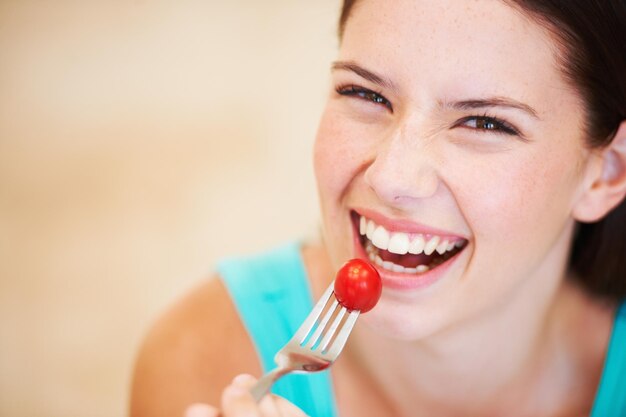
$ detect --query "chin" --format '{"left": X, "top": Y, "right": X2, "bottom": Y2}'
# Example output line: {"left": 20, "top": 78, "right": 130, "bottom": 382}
{"left": 357, "top": 298, "right": 456, "bottom": 341}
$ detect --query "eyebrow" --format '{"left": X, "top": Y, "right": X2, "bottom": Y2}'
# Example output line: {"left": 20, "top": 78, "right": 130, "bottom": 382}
{"left": 331, "top": 60, "right": 539, "bottom": 120}
{"left": 331, "top": 60, "right": 396, "bottom": 91}
{"left": 444, "top": 97, "right": 540, "bottom": 119}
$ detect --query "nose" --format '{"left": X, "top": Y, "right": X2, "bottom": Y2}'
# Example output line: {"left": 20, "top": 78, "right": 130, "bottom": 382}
{"left": 364, "top": 123, "right": 440, "bottom": 207}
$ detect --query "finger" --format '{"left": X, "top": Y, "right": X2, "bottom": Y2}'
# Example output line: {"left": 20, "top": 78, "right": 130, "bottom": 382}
{"left": 231, "top": 373, "right": 258, "bottom": 390}
{"left": 257, "top": 394, "right": 283, "bottom": 416}
{"left": 273, "top": 396, "right": 309, "bottom": 417}
{"left": 224, "top": 374, "right": 308, "bottom": 417}
{"left": 184, "top": 403, "right": 221, "bottom": 417}
{"left": 230, "top": 374, "right": 285, "bottom": 417}
{"left": 221, "top": 374, "right": 261, "bottom": 417}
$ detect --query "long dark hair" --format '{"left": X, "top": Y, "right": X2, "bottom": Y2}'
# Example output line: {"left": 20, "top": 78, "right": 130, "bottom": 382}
{"left": 338, "top": 0, "right": 626, "bottom": 299}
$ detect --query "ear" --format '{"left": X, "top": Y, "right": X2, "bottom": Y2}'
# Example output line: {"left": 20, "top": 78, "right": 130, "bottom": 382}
{"left": 573, "top": 120, "right": 626, "bottom": 223}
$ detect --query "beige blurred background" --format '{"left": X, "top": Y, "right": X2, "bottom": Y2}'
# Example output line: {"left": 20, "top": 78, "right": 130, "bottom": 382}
{"left": 0, "top": 1, "right": 339, "bottom": 416}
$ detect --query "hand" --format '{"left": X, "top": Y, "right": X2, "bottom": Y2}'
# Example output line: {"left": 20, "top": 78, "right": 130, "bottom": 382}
{"left": 184, "top": 374, "right": 308, "bottom": 417}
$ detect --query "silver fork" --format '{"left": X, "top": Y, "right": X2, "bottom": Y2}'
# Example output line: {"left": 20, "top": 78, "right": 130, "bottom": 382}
{"left": 249, "top": 281, "right": 360, "bottom": 402}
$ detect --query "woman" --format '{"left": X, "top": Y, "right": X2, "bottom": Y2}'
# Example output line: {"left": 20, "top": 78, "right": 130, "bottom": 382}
{"left": 130, "top": 0, "right": 626, "bottom": 415}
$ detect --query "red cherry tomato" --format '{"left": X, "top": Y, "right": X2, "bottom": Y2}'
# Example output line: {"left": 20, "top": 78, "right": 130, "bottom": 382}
{"left": 334, "top": 259, "right": 382, "bottom": 313}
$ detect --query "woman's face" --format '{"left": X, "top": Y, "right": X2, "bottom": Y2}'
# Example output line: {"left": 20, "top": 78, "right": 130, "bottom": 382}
{"left": 314, "top": 0, "right": 595, "bottom": 338}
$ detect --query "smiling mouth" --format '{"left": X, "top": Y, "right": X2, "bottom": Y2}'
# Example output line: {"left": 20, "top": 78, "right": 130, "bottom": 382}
{"left": 353, "top": 212, "right": 468, "bottom": 275}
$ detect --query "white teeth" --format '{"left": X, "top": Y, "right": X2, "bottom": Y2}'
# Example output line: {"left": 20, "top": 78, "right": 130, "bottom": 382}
{"left": 424, "top": 236, "right": 440, "bottom": 255}
{"left": 408, "top": 235, "right": 425, "bottom": 254}
{"left": 367, "top": 246, "right": 432, "bottom": 275}
{"left": 366, "top": 243, "right": 430, "bottom": 274}
{"left": 388, "top": 232, "right": 410, "bottom": 255}
{"left": 371, "top": 225, "right": 390, "bottom": 250}
{"left": 366, "top": 220, "right": 376, "bottom": 240}
{"left": 379, "top": 260, "right": 431, "bottom": 274}
{"left": 375, "top": 262, "right": 431, "bottom": 274}
{"left": 436, "top": 239, "right": 449, "bottom": 255}
{"left": 358, "top": 215, "right": 467, "bottom": 274}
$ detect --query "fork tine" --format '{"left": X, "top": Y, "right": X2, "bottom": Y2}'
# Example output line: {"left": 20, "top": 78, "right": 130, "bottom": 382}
{"left": 304, "top": 299, "right": 339, "bottom": 348}
{"left": 253, "top": 283, "right": 362, "bottom": 401}
{"left": 318, "top": 306, "right": 347, "bottom": 352}
{"left": 324, "top": 310, "right": 359, "bottom": 358}
{"left": 294, "top": 283, "right": 335, "bottom": 344}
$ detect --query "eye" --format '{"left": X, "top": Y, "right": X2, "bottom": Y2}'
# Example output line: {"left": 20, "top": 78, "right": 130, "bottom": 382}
{"left": 456, "top": 115, "right": 520, "bottom": 136}
{"left": 335, "top": 84, "right": 393, "bottom": 111}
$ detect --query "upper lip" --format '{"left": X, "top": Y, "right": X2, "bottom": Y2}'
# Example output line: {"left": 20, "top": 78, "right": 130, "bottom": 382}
{"left": 353, "top": 207, "right": 467, "bottom": 239}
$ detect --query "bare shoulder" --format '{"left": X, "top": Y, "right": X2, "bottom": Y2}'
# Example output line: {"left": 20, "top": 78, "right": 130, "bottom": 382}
{"left": 129, "top": 275, "right": 261, "bottom": 417}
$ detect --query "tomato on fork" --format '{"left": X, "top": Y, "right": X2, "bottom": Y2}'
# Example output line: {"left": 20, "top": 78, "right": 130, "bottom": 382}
{"left": 334, "top": 259, "right": 382, "bottom": 313}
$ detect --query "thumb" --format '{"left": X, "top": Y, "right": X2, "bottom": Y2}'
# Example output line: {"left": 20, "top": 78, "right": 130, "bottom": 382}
{"left": 273, "top": 396, "right": 310, "bottom": 417}
{"left": 184, "top": 403, "right": 220, "bottom": 417}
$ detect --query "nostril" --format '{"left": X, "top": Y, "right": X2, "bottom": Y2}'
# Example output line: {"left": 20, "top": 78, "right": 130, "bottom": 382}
{"left": 364, "top": 156, "right": 440, "bottom": 205}
{"left": 393, "top": 195, "right": 418, "bottom": 204}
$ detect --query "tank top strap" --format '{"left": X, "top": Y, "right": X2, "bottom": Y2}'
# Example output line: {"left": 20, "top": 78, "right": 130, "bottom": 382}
{"left": 218, "top": 241, "right": 339, "bottom": 417}
{"left": 591, "top": 299, "right": 626, "bottom": 416}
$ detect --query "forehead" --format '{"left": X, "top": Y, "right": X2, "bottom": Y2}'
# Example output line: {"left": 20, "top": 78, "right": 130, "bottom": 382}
{"left": 340, "top": 0, "right": 575, "bottom": 112}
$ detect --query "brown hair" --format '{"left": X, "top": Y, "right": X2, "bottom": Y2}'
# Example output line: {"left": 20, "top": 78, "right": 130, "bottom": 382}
{"left": 338, "top": 0, "right": 626, "bottom": 299}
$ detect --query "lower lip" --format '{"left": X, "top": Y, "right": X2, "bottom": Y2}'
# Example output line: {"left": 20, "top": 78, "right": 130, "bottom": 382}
{"left": 351, "top": 224, "right": 462, "bottom": 291}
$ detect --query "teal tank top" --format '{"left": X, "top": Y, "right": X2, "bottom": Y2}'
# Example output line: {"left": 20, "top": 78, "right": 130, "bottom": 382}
{"left": 218, "top": 242, "right": 339, "bottom": 416}
{"left": 218, "top": 242, "right": 626, "bottom": 416}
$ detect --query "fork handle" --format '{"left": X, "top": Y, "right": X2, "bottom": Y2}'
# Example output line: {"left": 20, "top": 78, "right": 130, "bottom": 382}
{"left": 249, "top": 367, "right": 290, "bottom": 402}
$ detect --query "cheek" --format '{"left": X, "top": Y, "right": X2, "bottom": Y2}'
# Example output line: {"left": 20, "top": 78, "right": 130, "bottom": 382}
{"left": 448, "top": 145, "right": 582, "bottom": 250}
{"left": 313, "top": 109, "right": 371, "bottom": 200}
